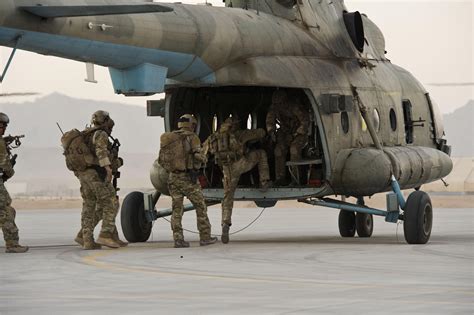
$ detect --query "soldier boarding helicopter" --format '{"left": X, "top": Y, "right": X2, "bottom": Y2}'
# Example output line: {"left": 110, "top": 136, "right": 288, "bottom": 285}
{"left": 0, "top": 0, "right": 453, "bottom": 244}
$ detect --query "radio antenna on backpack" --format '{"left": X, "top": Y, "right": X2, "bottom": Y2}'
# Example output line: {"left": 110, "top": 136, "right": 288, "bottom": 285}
{"left": 56, "top": 122, "right": 64, "bottom": 136}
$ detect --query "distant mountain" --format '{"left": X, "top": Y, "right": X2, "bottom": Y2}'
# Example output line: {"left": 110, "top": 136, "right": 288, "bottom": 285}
{"left": 0, "top": 93, "right": 164, "bottom": 154}
{"left": 443, "top": 100, "right": 474, "bottom": 157}
{"left": 0, "top": 93, "right": 471, "bottom": 196}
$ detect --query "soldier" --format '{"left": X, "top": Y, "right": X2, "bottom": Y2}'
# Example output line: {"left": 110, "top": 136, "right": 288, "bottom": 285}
{"left": 73, "top": 115, "right": 126, "bottom": 249}
{"left": 159, "top": 114, "right": 217, "bottom": 248}
{"left": 204, "top": 116, "right": 271, "bottom": 244}
{"left": 73, "top": 110, "right": 126, "bottom": 249}
{"left": 266, "top": 90, "right": 309, "bottom": 185}
{"left": 0, "top": 113, "right": 28, "bottom": 253}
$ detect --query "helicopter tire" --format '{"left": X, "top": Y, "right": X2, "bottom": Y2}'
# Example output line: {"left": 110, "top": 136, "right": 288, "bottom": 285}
{"left": 121, "top": 191, "right": 152, "bottom": 243}
{"left": 338, "top": 210, "right": 356, "bottom": 237}
{"left": 356, "top": 212, "right": 373, "bottom": 237}
{"left": 403, "top": 191, "right": 433, "bottom": 244}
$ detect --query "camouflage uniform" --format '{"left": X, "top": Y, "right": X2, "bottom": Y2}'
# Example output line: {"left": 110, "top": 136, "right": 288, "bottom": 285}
{"left": 0, "top": 137, "right": 19, "bottom": 248}
{"left": 0, "top": 114, "right": 28, "bottom": 253}
{"left": 163, "top": 115, "right": 216, "bottom": 247}
{"left": 75, "top": 133, "right": 124, "bottom": 247}
{"left": 266, "top": 91, "right": 309, "bottom": 183}
{"left": 205, "top": 120, "right": 270, "bottom": 227}
{"left": 76, "top": 128, "right": 120, "bottom": 248}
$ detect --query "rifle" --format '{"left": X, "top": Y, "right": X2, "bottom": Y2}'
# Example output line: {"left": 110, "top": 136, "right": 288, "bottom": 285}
{"left": 109, "top": 135, "right": 121, "bottom": 192}
{"left": 109, "top": 134, "right": 121, "bottom": 150}
{"left": 4, "top": 134, "right": 25, "bottom": 149}
{"left": 1, "top": 135, "right": 24, "bottom": 182}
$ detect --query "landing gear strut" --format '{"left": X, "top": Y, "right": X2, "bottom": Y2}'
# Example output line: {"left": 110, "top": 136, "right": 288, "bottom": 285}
{"left": 301, "top": 185, "right": 434, "bottom": 244}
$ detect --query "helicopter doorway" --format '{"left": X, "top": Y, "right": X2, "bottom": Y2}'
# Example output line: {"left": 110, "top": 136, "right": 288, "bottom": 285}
{"left": 164, "top": 86, "right": 328, "bottom": 191}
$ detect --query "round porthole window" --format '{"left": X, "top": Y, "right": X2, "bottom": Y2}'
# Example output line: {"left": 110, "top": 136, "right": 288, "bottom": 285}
{"left": 341, "top": 112, "right": 349, "bottom": 134}
{"left": 373, "top": 108, "right": 380, "bottom": 132}
{"left": 389, "top": 108, "right": 397, "bottom": 131}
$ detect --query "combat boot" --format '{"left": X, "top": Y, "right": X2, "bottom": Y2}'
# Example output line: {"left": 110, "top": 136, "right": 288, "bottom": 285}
{"left": 5, "top": 245, "right": 29, "bottom": 253}
{"left": 74, "top": 230, "right": 84, "bottom": 246}
{"left": 83, "top": 239, "right": 102, "bottom": 250}
{"left": 112, "top": 229, "right": 128, "bottom": 247}
{"left": 174, "top": 239, "right": 190, "bottom": 248}
{"left": 221, "top": 224, "right": 230, "bottom": 244}
{"left": 259, "top": 180, "right": 273, "bottom": 192}
{"left": 200, "top": 237, "right": 218, "bottom": 246}
{"left": 97, "top": 232, "right": 120, "bottom": 249}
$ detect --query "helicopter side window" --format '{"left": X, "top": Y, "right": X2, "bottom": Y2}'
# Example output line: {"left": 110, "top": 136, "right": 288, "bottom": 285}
{"left": 246, "top": 111, "right": 257, "bottom": 129}
{"left": 360, "top": 112, "right": 368, "bottom": 132}
{"left": 389, "top": 108, "right": 397, "bottom": 131}
{"left": 212, "top": 115, "right": 218, "bottom": 133}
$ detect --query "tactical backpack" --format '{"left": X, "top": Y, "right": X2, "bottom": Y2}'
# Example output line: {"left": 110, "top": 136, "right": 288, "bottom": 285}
{"left": 158, "top": 131, "right": 188, "bottom": 172}
{"left": 61, "top": 129, "right": 95, "bottom": 172}
{"left": 208, "top": 131, "right": 242, "bottom": 164}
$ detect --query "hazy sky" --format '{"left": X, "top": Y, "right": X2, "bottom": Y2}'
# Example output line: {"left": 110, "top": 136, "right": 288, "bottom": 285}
{"left": 0, "top": 0, "right": 472, "bottom": 113}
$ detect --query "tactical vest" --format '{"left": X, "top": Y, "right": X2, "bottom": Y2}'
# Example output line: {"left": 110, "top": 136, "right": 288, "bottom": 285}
{"left": 159, "top": 130, "right": 190, "bottom": 172}
{"left": 209, "top": 131, "right": 243, "bottom": 165}
{"left": 61, "top": 128, "right": 96, "bottom": 172}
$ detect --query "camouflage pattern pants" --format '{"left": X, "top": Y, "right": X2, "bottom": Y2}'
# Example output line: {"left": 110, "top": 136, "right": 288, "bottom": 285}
{"left": 0, "top": 183, "right": 19, "bottom": 247}
{"left": 168, "top": 172, "right": 211, "bottom": 241}
{"left": 221, "top": 149, "right": 270, "bottom": 226}
{"left": 274, "top": 132, "right": 308, "bottom": 181}
{"left": 77, "top": 169, "right": 119, "bottom": 240}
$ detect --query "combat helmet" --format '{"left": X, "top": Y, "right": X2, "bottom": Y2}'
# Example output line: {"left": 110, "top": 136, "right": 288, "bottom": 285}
{"left": 0, "top": 113, "right": 9, "bottom": 126}
{"left": 91, "top": 110, "right": 115, "bottom": 131}
{"left": 177, "top": 114, "right": 197, "bottom": 130}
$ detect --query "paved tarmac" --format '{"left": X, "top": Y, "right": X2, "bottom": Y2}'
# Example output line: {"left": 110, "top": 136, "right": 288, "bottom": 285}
{"left": 0, "top": 205, "right": 473, "bottom": 314}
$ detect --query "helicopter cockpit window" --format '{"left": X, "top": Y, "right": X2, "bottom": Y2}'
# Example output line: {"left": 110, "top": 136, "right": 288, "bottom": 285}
{"left": 389, "top": 108, "right": 397, "bottom": 131}
{"left": 373, "top": 108, "right": 380, "bottom": 132}
{"left": 341, "top": 112, "right": 349, "bottom": 134}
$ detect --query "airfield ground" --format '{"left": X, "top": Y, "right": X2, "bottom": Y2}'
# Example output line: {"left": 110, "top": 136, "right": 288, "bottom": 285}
{"left": 0, "top": 200, "right": 473, "bottom": 314}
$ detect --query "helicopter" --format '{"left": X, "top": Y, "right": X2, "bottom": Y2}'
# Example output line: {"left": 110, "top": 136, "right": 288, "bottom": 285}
{"left": 0, "top": 0, "right": 453, "bottom": 244}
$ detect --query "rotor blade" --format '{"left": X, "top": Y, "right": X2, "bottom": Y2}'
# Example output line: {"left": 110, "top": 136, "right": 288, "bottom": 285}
{"left": 20, "top": 4, "right": 174, "bottom": 18}
{"left": 0, "top": 92, "right": 39, "bottom": 97}
{"left": 427, "top": 82, "right": 474, "bottom": 87}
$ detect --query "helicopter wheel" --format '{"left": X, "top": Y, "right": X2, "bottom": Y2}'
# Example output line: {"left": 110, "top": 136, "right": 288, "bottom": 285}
{"left": 403, "top": 191, "right": 433, "bottom": 244}
{"left": 338, "top": 210, "right": 356, "bottom": 237}
{"left": 121, "top": 191, "right": 152, "bottom": 243}
{"left": 356, "top": 212, "right": 373, "bottom": 237}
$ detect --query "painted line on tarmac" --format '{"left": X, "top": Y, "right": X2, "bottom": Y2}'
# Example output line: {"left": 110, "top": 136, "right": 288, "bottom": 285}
{"left": 79, "top": 249, "right": 474, "bottom": 296}
{"left": 81, "top": 248, "right": 373, "bottom": 287}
